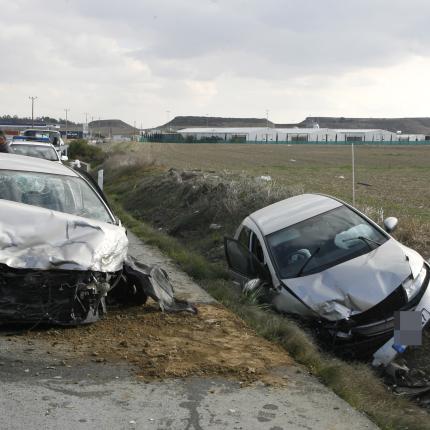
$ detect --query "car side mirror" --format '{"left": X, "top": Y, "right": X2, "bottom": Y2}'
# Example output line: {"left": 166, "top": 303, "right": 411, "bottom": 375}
{"left": 243, "top": 278, "right": 262, "bottom": 293}
{"left": 61, "top": 155, "right": 69, "bottom": 161}
{"left": 383, "top": 217, "right": 398, "bottom": 233}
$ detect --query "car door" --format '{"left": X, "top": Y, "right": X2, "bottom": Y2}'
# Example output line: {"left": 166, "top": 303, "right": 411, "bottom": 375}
{"left": 224, "top": 234, "right": 269, "bottom": 287}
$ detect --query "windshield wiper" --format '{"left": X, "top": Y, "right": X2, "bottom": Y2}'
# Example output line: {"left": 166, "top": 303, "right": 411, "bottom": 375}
{"left": 296, "top": 246, "right": 321, "bottom": 277}
{"left": 344, "top": 236, "right": 382, "bottom": 250}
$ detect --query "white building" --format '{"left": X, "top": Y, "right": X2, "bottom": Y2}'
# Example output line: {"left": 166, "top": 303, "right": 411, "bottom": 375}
{"left": 178, "top": 127, "right": 428, "bottom": 143}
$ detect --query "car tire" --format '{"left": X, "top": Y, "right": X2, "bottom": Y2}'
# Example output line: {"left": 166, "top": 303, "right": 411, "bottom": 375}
{"left": 108, "top": 277, "right": 148, "bottom": 306}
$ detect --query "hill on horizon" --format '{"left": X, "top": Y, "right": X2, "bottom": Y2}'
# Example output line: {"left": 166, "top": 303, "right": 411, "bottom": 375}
{"left": 299, "top": 117, "right": 430, "bottom": 134}
{"left": 156, "top": 116, "right": 275, "bottom": 131}
{"left": 156, "top": 115, "right": 430, "bottom": 135}
{"left": 86, "top": 119, "right": 138, "bottom": 137}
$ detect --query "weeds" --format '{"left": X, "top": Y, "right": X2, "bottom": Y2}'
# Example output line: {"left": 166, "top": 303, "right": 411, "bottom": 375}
{"left": 68, "top": 140, "right": 106, "bottom": 166}
{"left": 110, "top": 200, "right": 225, "bottom": 281}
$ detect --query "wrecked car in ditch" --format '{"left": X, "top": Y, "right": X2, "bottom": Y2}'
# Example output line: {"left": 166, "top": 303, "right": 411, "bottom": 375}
{"left": 224, "top": 193, "right": 430, "bottom": 366}
{"left": 0, "top": 153, "right": 192, "bottom": 326}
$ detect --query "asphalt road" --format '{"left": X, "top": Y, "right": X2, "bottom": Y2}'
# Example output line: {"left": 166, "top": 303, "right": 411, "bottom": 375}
{"left": 0, "top": 233, "right": 379, "bottom": 430}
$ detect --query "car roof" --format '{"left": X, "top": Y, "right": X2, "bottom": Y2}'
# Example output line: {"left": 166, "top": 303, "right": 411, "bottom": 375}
{"left": 9, "top": 140, "right": 55, "bottom": 148}
{"left": 23, "top": 129, "right": 59, "bottom": 133}
{"left": 0, "top": 153, "right": 78, "bottom": 177}
{"left": 249, "top": 193, "right": 343, "bottom": 235}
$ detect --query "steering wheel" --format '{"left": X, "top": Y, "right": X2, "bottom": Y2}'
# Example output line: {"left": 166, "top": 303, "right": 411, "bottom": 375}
{"left": 286, "top": 249, "right": 311, "bottom": 264}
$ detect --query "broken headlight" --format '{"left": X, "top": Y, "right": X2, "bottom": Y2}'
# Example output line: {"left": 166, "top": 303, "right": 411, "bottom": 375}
{"left": 402, "top": 265, "right": 427, "bottom": 301}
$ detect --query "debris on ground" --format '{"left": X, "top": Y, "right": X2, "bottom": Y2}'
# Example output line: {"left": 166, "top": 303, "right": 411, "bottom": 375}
{"left": 383, "top": 359, "right": 430, "bottom": 408}
{"left": 122, "top": 255, "right": 197, "bottom": 314}
{"left": 209, "top": 223, "right": 222, "bottom": 230}
{"left": 22, "top": 303, "right": 292, "bottom": 385}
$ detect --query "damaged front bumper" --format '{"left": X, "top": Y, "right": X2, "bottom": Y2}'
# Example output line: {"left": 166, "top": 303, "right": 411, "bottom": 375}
{"left": 0, "top": 264, "right": 119, "bottom": 325}
{"left": 372, "top": 282, "right": 430, "bottom": 366}
{"left": 0, "top": 256, "right": 197, "bottom": 326}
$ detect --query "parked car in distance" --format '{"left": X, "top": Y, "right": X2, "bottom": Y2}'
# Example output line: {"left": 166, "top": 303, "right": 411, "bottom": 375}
{"left": 224, "top": 194, "right": 430, "bottom": 366}
{"left": 7, "top": 140, "right": 67, "bottom": 163}
{"left": 21, "top": 128, "right": 65, "bottom": 147}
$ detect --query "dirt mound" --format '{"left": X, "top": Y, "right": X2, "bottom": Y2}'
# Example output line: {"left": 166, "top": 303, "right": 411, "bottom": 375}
{"left": 26, "top": 303, "right": 292, "bottom": 384}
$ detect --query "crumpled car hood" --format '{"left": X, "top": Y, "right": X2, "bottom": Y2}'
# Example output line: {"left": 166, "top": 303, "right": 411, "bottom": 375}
{"left": 284, "top": 239, "right": 419, "bottom": 321}
{"left": 0, "top": 200, "right": 128, "bottom": 272}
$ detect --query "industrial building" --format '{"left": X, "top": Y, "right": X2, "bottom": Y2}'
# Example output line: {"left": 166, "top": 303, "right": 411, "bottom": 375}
{"left": 177, "top": 127, "right": 428, "bottom": 143}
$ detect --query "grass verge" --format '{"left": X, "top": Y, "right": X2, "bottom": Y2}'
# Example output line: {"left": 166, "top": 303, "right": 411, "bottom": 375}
{"left": 110, "top": 198, "right": 429, "bottom": 430}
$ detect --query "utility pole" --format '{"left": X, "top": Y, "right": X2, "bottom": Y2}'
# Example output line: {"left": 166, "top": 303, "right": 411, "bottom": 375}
{"left": 166, "top": 110, "right": 170, "bottom": 131}
{"left": 84, "top": 112, "right": 89, "bottom": 138}
{"left": 64, "top": 108, "right": 69, "bottom": 143}
{"left": 29, "top": 96, "right": 38, "bottom": 127}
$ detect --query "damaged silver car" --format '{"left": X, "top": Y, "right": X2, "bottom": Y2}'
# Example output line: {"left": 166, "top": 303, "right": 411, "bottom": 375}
{"left": 224, "top": 194, "right": 430, "bottom": 366}
{"left": 0, "top": 154, "right": 193, "bottom": 326}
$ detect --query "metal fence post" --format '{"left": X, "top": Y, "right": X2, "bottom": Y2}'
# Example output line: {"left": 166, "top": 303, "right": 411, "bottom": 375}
{"left": 98, "top": 169, "right": 104, "bottom": 190}
{"left": 352, "top": 143, "right": 355, "bottom": 206}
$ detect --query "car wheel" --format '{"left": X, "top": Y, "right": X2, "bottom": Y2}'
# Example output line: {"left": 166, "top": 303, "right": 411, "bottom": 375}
{"left": 108, "top": 277, "right": 148, "bottom": 306}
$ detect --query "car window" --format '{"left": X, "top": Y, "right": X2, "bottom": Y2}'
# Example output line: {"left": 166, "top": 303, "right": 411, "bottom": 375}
{"left": 225, "top": 238, "right": 263, "bottom": 279}
{"left": 0, "top": 170, "right": 113, "bottom": 224}
{"left": 10, "top": 144, "right": 58, "bottom": 161}
{"left": 237, "top": 225, "right": 252, "bottom": 248}
{"left": 267, "top": 205, "right": 388, "bottom": 278}
{"left": 24, "top": 131, "right": 50, "bottom": 139}
{"left": 251, "top": 233, "right": 265, "bottom": 264}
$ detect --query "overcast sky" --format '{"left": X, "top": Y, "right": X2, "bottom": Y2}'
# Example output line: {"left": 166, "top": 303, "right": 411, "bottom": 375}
{"left": 2, "top": 0, "right": 430, "bottom": 127}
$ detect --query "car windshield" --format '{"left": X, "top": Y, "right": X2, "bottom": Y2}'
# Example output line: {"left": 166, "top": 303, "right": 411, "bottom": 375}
{"left": 10, "top": 144, "right": 58, "bottom": 161}
{"left": 0, "top": 170, "right": 113, "bottom": 224}
{"left": 266, "top": 205, "right": 388, "bottom": 278}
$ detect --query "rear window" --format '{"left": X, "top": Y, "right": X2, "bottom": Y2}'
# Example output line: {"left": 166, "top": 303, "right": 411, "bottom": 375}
{"left": 10, "top": 144, "right": 58, "bottom": 161}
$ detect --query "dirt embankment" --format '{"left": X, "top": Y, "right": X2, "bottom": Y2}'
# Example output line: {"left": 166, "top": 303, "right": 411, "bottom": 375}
{"left": 26, "top": 302, "right": 292, "bottom": 385}
{"left": 107, "top": 162, "right": 430, "bottom": 261}
{"left": 105, "top": 163, "right": 299, "bottom": 263}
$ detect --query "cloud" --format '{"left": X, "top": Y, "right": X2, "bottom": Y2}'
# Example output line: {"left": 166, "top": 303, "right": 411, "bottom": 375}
{"left": 1, "top": 0, "right": 430, "bottom": 126}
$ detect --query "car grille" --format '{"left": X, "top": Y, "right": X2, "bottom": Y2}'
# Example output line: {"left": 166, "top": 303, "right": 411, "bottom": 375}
{"left": 351, "top": 266, "right": 429, "bottom": 326}
{"left": 351, "top": 286, "right": 406, "bottom": 325}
